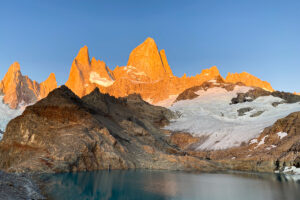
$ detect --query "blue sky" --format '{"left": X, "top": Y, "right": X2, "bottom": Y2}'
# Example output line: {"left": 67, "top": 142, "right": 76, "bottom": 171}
{"left": 1, "top": 0, "right": 300, "bottom": 92}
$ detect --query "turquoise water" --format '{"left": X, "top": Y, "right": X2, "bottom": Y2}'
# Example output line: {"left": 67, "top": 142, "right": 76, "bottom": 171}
{"left": 40, "top": 170, "right": 300, "bottom": 200}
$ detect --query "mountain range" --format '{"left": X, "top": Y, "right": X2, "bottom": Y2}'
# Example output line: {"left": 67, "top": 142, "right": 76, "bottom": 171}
{"left": 1, "top": 37, "right": 274, "bottom": 109}
{"left": 0, "top": 37, "right": 300, "bottom": 176}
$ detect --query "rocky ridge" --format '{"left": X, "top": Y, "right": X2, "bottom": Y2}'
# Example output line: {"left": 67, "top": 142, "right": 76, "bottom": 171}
{"left": 174, "top": 77, "right": 240, "bottom": 103}
{"left": 231, "top": 87, "right": 300, "bottom": 105}
{"left": 1, "top": 38, "right": 274, "bottom": 109}
{"left": 226, "top": 72, "right": 274, "bottom": 92}
{"left": 64, "top": 38, "right": 274, "bottom": 104}
{"left": 0, "top": 62, "right": 57, "bottom": 109}
{"left": 0, "top": 86, "right": 219, "bottom": 173}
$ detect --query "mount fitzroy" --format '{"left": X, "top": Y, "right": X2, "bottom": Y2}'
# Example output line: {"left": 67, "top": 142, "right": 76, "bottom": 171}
{"left": 1, "top": 37, "right": 273, "bottom": 109}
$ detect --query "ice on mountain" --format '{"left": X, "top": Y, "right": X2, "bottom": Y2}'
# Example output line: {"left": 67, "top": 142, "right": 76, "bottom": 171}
{"left": 0, "top": 96, "right": 23, "bottom": 138}
{"left": 164, "top": 86, "right": 300, "bottom": 150}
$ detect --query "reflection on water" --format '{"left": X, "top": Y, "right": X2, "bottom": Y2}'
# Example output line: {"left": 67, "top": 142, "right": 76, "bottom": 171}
{"left": 39, "top": 170, "right": 300, "bottom": 200}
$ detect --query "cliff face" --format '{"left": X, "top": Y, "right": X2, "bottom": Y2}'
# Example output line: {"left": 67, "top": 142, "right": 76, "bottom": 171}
{"left": 39, "top": 73, "right": 57, "bottom": 99}
{"left": 65, "top": 46, "right": 93, "bottom": 97}
{"left": 0, "top": 62, "right": 57, "bottom": 109}
{"left": 127, "top": 37, "right": 172, "bottom": 80}
{"left": 226, "top": 72, "right": 274, "bottom": 92}
{"left": 65, "top": 46, "right": 115, "bottom": 97}
{"left": 65, "top": 38, "right": 273, "bottom": 104}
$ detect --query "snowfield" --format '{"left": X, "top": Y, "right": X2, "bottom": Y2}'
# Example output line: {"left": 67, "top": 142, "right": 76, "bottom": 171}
{"left": 89, "top": 71, "right": 115, "bottom": 87}
{"left": 164, "top": 86, "right": 300, "bottom": 150}
{"left": 0, "top": 96, "right": 23, "bottom": 139}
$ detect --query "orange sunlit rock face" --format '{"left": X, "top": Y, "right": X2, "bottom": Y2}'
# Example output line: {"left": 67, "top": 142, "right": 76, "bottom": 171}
{"left": 65, "top": 46, "right": 115, "bottom": 97}
{"left": 0, "top": 62, "right": 57, "bottom": 109}
{"left": 39, "top": 73, "right": 57, "bottom": 99}
{"left": 159, "top": 49, "right": 173, "bottom": 77}
{"left": 225, "top": 72, "right": 274, "bottom": 92}
{"left": 64, "top": 38, "right": 274, "bottom": 104}
{"left": 65, "top": 46, "right": 93, "bottom": 97}
{"left": 127, "top": 37, "right": 171, "bottom": 80}
{"left": 1, "top": 38, "right": 275, "bottom": 109}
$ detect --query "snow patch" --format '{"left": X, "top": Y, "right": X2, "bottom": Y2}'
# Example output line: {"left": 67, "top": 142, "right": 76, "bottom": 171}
{"left": 283, "top": 166, "right": 300, "bottom": 174}
{"left": 164, "top": 86, "right": 300, "bottom": 150}
{"left": 265, "top": 145, "right": 276, "bottom": 150}
{"left": 133, "top": 71, "right": 147, "bottom": 76}
{"left": 124, "top": 66, "right": 147, "bottom": 76}
{"left": 282, "top": 166, "right": 300, "bottom": 181}
{"left": 249, "top": 139, "right": 258, "bottom": 144}
{"left": 257, "top": 135, "right": 268, "bottom": 146}
{"left": 277, "top": 132, "right": 288, "bottom": 139}
{"left": 89, "top": 72, "right": 114, "bottom": 87}
{"left": 208, "top": 79, "right": 216, "bottom": 83}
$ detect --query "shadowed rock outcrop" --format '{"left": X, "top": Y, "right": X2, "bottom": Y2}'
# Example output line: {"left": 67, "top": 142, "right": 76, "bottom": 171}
{"left": 0, "top": 86, "right": 219, "bottom": 173}
{"left": 175, "top": 78, "right": 238, "bottom": 103}
{"left": 231, "top": 88, "right": 300, "bottom": 105}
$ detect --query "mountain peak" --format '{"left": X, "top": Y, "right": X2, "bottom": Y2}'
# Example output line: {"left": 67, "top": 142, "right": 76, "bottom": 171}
{"left": 39, "top": 73, "right": 58, "bottom": 99}
{"left": 127, "top": 37, "right": 170, "bottom": 80}
{"left": 7, "top": 62, "right": 21, "bottom": 73}
{"left": 144, "top": 37, "right": 156, "bottom": 45}
{"left": 203, "top": 66, "right": 219, "bottom": 75}
{"left": 1, "top": 62, "right": 23, "bottom": 95}
{"left": 43, "top": 73, "right": 56, "bottom": 83}
{"left": 0, "top": 62, "right": 57, "bottom": 108}
{"left": 75, "top": 45, "right": 90, "bottom": 66}
{"left": 65, "top": 46, "right": 94, "bottom": 97}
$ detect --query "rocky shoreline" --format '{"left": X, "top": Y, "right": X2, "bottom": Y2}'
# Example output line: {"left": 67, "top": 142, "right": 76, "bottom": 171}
{"left": 0, "top": 171, "right": 44, "bottom": 199}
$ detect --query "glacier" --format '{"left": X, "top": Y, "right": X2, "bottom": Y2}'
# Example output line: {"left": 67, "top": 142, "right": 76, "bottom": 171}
{"left": 0, "top": 96, "right": 23, "bottom": 140}
{"left": 164, "top": 86, "right": 300, "bottom": 150}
